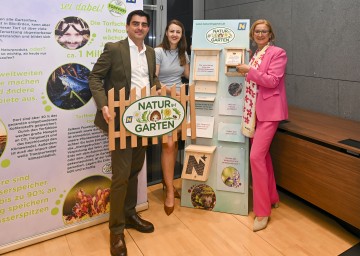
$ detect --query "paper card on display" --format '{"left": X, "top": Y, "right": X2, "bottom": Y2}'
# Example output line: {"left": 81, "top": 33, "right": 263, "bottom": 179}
{"left": 195, "top": 61, "right": 216, "bottom": 76}
{"left": 217, "top": 122, "right": 245, "bottom": 143}
{"left": 187, "top": 116, "right": 215, "bottom": 138}
{"left": 218, "top": 97, "right": 243, "bottom": 116}
{"left": 225, "top": 51, "right": 242, "bottom": 65}
{"left": 216, "top": 147, "right": 245, "bottom": 193}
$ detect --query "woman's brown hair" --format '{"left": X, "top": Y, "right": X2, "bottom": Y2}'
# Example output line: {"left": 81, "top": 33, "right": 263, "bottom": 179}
{"left": 159, "top": 19, "right": 188, "bottom": 66}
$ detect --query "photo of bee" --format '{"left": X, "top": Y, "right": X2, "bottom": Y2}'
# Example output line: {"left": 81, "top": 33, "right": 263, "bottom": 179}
{"left": 221, "top": 166, "right": 241, "bottom": 188}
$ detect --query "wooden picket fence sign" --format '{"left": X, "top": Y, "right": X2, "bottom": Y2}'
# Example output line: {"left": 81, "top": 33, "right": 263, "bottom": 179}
{"left": 108, "top": 84, "right": 196, "bottom": 150}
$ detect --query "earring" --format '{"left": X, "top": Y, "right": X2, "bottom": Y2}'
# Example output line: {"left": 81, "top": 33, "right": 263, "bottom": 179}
{"left": 251, "top": 41, "right": 257, "bottom": 47}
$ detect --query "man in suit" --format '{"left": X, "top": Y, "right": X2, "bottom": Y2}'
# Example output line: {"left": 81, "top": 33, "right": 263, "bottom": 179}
{"left": 89, "top": 10, "right": 161, "bottom": 256}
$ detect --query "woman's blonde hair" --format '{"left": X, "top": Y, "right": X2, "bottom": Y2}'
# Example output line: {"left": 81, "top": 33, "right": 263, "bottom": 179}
{"left": 249, "top": 19, "right": 275, "bottom": 42}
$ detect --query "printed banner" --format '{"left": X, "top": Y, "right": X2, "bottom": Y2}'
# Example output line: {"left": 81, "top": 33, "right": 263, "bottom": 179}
{"left": 0, "top": 0, "right": 143, "bottom": 252}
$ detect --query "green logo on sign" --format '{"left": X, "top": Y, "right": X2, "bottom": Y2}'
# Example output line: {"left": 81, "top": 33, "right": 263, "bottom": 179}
{"left": 122, "top": 96, "right": 185, "bottom": 137}
{"left": 108, "top": 0, "right": 127, "bottom": 16}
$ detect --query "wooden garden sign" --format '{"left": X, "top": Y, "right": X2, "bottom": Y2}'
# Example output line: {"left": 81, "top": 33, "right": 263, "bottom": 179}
{"left": 107, "top": 84, "right": 196, "bottom": 150}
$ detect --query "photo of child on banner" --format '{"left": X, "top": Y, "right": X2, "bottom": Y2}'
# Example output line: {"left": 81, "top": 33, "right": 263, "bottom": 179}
{"left": 55, "top": 16, "right": 90, "bottom": 50}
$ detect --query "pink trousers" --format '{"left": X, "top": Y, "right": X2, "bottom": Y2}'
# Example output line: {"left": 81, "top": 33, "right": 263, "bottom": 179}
{"left": 250, "top": 120, "right": 279, "bottom": 217}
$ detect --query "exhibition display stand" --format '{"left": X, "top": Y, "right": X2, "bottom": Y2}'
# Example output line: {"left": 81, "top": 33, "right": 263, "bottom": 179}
{"left": 181, "top": 20, "right": 250, "bottom": 215}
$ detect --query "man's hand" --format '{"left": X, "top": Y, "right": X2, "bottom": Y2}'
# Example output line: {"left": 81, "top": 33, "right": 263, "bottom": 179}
{"left": 102, "top": 106, "right": 114, "bottom": 124}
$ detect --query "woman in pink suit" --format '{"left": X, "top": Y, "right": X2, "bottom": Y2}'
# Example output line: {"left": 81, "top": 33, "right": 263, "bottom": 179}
{"left": 236, "top": 19, "right": 288, "bottom": 231}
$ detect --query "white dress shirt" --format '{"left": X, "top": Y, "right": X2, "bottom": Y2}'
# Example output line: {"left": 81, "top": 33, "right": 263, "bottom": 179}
{"left": 128, "top": 38, "right": 150, "bottom": 99}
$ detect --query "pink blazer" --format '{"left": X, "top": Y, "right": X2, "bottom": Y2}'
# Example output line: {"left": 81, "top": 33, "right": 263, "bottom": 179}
{"left": 246, "top": 45, "right": 288, "bottom": 121}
